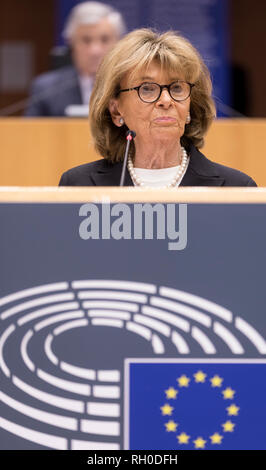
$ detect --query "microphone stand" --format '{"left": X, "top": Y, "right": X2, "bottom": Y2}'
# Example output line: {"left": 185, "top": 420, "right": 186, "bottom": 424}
{"left": 119, "top": 130, "right": 136, "bottom": 186}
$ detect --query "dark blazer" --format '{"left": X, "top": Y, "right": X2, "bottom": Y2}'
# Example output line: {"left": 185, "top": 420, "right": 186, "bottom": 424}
{"left": 24, "top": 66, "right": 83, "bottom": 117}
{"left": 59, "top": 144, "right": 257, "bottom": 187}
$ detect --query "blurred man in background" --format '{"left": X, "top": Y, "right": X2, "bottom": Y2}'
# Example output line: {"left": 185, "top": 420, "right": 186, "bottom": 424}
{"left": 24, "top": 1, "right": 126, "bottom": 117}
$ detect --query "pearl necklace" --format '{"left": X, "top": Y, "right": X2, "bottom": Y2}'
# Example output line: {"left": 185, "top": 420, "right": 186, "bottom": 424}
{"left": 127, "top": 147, "right": 189, "bottom": 188}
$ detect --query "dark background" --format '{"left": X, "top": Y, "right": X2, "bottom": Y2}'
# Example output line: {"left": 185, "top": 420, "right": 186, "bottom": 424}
{"left": 0, "top": 0, "right": 265, "bottom": 117}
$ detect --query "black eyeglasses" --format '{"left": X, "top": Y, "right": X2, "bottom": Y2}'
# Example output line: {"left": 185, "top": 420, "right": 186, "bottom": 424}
{"left": 117, "top": 80, "right": 194, "bottom": 103}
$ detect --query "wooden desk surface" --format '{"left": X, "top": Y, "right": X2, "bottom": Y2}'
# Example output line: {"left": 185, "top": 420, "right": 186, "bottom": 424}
{"left": 0, "top": 118, "right": 265, "bottom": 186}
{"left": 0, "top": 187, "right": 265, "bottom": 203}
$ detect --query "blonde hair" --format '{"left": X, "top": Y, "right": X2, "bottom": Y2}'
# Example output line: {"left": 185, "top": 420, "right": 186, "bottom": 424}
{"left": 89, "top": 28, "right": 216, "bottom": 162}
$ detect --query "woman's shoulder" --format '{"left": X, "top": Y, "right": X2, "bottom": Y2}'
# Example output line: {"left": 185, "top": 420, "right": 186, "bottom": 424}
{"left": 188, "top": 144, "right": 257, "bottom": 187}
{"left": 58, "top": 158, "right": 118, "bottom": 186}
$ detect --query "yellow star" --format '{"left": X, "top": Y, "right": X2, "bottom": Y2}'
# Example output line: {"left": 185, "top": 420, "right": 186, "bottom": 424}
{"left": 222, "top": 387, "right": 236, "bottom": 399}
{"left": 177, "top": 375, "right": 190, "bottom": 387}
{"left": 222, "top": 420, "right": 235, "bottom": 432}
{"left": 194, "top": 370, "right": 207, "bottom": 383}
{"left": 165, "top": 387, "right": 178, "bottom": 399}
{"left": 164, "top": 420, "right": 178, "bottom": 432}
{"left": 177, "top": 432, "right": 190, "bottom": 444}
{"left": 210, "top": 375, "right": 223, "bottom": 387}
{"left": 226, "top": 404, "right": 239, "bottom": 416}
{"left": 210, "top": 432, "right": 223, "bottom": 444}
{"left": 160, "top": 404, "right": 174, "bottom": 416}
{"left": 193, "top": 437, "right": 207, "bottom": 449}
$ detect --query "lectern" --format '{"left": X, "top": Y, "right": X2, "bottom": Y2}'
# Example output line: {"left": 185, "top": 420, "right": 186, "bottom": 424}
{"left": 0, "top": 187, "right": 266, "bottom": 450}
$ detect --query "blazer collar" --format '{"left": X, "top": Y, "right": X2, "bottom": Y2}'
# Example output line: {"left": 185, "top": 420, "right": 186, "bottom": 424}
{"left": 180, "top": 144, "right": 225, "bottom": 186}
{"left": 90, "top": 160, "right": 133, "bottom": 186}
{"left": 90, "top": 144, "right": 225, "bottom": 187}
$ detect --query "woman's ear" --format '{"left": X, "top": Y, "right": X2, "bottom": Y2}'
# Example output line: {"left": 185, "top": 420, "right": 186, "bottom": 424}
{"left": 108, "top": 99, "right": 124, "bottom": 127}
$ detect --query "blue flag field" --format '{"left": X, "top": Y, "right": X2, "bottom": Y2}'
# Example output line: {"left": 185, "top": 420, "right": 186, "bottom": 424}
{"left": 125, "top": 360, "right": 266, "bottom": 450}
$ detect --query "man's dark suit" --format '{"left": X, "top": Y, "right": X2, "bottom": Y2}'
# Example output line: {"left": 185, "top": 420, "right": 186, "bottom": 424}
{"left": 24, "top": 66, "right": 83, "bottom": 117}
{"left": 59, "top": 144, "right": 257, "bottom": 187}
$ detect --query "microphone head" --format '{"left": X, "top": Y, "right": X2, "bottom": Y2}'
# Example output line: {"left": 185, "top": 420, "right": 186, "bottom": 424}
{"left": 126, "top": 130, "right": 136, "bottom": 139}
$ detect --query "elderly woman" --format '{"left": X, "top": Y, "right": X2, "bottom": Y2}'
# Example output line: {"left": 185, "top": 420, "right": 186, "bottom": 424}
{"left": 59, "top": 28, "right": 256, "bottom": 187}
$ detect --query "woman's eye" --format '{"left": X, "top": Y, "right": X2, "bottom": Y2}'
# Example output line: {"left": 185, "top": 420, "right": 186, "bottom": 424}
{"left": 142, "top": 84, "right": 156, "bottom": 93}
{"left": 172, "top": 84, "right": 183, "bottom": 93}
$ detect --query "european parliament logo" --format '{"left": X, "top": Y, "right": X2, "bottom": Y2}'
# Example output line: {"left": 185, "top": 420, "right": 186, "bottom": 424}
{"left": 125, "top": 359, "right": 266, "bottom": 450}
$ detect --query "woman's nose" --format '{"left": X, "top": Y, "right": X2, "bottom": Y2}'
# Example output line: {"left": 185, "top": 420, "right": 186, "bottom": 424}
{"left": 156, "top": 88, "right": 172, "bottom": 106}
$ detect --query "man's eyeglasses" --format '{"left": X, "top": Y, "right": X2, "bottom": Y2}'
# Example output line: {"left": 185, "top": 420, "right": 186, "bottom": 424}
{"left": 117, "top": 80, "right": 194, "bottom": 103}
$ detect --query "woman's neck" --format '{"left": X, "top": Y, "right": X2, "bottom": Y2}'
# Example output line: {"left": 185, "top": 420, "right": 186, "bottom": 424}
{"left": 133, "top": 140, "right": 182, "bottom": 169}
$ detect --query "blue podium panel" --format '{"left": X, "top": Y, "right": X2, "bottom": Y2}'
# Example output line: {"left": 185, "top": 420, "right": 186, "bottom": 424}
{"left": 0, "top": 194, "right": 266, "bottom": 449}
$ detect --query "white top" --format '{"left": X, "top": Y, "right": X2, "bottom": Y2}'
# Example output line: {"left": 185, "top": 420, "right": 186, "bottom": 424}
{"left": 133, "top": 165, "right": 181, "bottom": 187}
{"left": 78, "top": 75, "right": 94, "bottom": 106}
{"left": 64, "top": 75, "right": 93, "bottom": 117}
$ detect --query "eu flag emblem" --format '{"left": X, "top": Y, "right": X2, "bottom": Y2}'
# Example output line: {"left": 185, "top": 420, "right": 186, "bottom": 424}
{"left": 125, "top": 359, "right": 266, "bottom": 450}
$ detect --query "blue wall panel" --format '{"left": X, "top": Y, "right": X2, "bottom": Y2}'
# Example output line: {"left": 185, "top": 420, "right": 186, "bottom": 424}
{"left": 55, "top": 0, "right": 230, "bottom": 113}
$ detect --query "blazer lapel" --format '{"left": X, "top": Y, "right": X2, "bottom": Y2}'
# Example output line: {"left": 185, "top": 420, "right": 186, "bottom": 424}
{"left": 90, "top": 161, "right": 134, "bottom": 186}
{"left": 180, "top": 144, "right": 225, "bottom": 186}
{"left": 180, "top": 168, "right": 225, "bottom": 186}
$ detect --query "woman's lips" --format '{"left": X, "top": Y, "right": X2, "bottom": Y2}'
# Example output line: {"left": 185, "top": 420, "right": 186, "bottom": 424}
{"left": 153, "top": 116, "right": 176, "bottom": 122}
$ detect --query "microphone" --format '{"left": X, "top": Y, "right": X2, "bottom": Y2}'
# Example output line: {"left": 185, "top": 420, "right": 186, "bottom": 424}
{"left": 119, "top": 130, "right": 136, "bottom": 186}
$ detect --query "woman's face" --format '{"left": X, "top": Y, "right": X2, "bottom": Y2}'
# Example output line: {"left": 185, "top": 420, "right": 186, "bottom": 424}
{"left": 109, "top": 61, "right": 191, "bottom": 146}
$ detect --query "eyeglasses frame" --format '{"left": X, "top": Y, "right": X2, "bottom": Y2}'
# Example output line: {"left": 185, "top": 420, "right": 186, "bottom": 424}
{"left": 117, "top": 80, "right": 195, "bottom": 103}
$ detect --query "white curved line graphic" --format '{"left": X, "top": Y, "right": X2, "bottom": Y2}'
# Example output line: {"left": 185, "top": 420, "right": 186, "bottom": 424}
{"left": 71, "top": 439, "right": 119, "bottom": 450}
{"left": 59, "top": 363, "right": 120, "bottom": 383}
{"left": 13, "top": 376, "right": 84, "bottom": 413}
{"left": 78, "top": 290, "right": 147, "bottom": 303}
{"left": 0, "top": 282, "right": 69, "bottom": 307}
{"left": 213, "top": 322, "right": 244, "bottom": 354}
{"left": 0, "top": 391, "right": 77, "bottom": 431}
{"left": 1, "top": 293, "right": 75, "bottom": 320}
{"left": 97, "top": 370, "right": 120, "bottom": 382}
{"left": 126, "top": 322, "right": 151, "bottom": 341}
{"left": 152, "top": 334, "right": 165, "bottom": 354}
{"left": 235, "top": 317, "right": 266, "bottom": 354}
{"left": 141, "top": 305, "right": 190, "bottom": 332}
{"left": 134, "top": 314, "right": 171, "bottom": 337}
{"left": 83, "top": 301, "right": 138, "bottom": 312}
{"left": 60, "top": 362, "right": 96, "bottom": 381}
{"left": 93, "top": 385, "right": 120, "bottom": 399}
{"left": 34, "top": 311, "right": 84, "bottom": 331}
{"left": 87, "top": 402, "right": 120, "bottom": 417}
{"left": 53, "top": 318, "right": 88, "bottom": 336}
{"left": 88, "top": 310, "right": 131, "bottom": 320}
{"left": 0, "top": 324, "right": 15, "bottom": 377}
{"left": 160, "top": 286, "right": 233, "bottom": 322}
{"left": 81, "top": 419, "right": 120, "bottom": 436}
{"left": 150, "top": 297, "right": 211, "bottom": 327}
{"left": 44, "top": 334, "right": 58, "bottom": 366}
{"left": 91, "top": 318, "right": 123, "bottom": 328}
{"left": 18, "top": 302, "right": 80, "bottom": 326}
{"left": 171, "top": 331, "right": 190, "bottom": 354}
{"left": 21, "top": 329, "right": 35, "bottom": 371}
{"left": 72, "top": 280, "right": 156, "bottom": 293}
{"left": 37, "top": 369, "right": 91, "bottom": 396}
{"left": 2, "top": 279, "right": 266, "bottom": 451}
{"left": 0, "top": 417, "right": 67, "bottom": 450}
{"left": 191, "top": 326, "right": 216, "bottom": 354}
